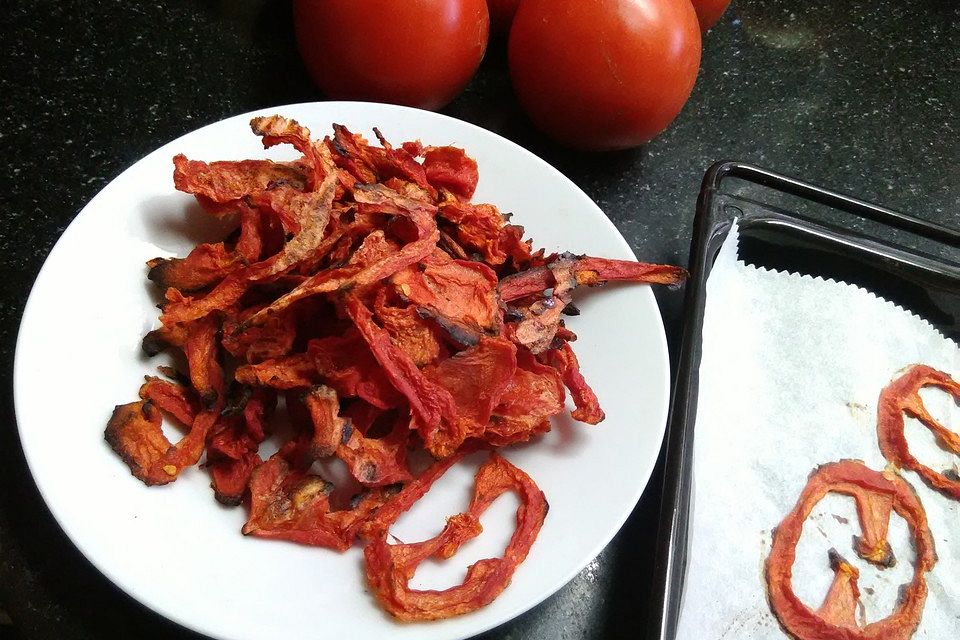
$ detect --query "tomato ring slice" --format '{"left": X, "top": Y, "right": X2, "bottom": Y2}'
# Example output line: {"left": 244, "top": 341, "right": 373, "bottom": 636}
{"left": 877, "top": 364, "right": 960, "bottom": 499}
{"left": 363, "top": 452, "right": 548, "bottom": 621}
{"left": 766, "top": 460, "right": 936, "bottom": 640}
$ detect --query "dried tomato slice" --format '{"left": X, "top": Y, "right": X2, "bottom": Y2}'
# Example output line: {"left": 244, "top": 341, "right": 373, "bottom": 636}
{"left": 486, "top": 350, "right": 565, "bottom": 446}
{"left": 507, "top": 257, "right": 577, "bottom": 354}
{"left": 437, "top": 200, "right": 509, "bottom": 265}
{"left": 329, "top": 124, "right": 436, "bottom": 198}
{"left": 337, "top": 411, "right": 412, "bottom": 487}
{"left": 538, "top": 341, "right": 604, "bottom": 424}
{"left": 141, "top": 323, "right": 188, "bottom": 356}
{"left": 420, "top": 146, "right": 479, "bottom": 200}
{"left": 328, "top": 124, "right": 378, "bottom": 184}
{"left": 207, "top": 414, "right": 263, "bottom": 506}
{"left": 392, "top": 249, "right": 501, "bottom": 343}
{"left": 498, "top": 223, "right": 535, "bottom": 270}
{"left": 242, "top": 453, "right": 348, "bottom": 550}
{"left": 373, "top": 287, "right": 445, "bottom": 367}
{"left": 423, "top": 336, "right": 518, "bottom": 438}
{"left": 105, "top": 401, "right": 219, "bottom": 485}
{"left": 184, "top": 314, "right": 225, "bottom": 408}
{"left": 363, "top": 452, "right": 548, "bottom": 621}
{"left": 235, "top": 352, "right": 318, "bottom": 390}
{"left": 766, "top": 460, "right": 936, "bottom": 640}
{"left": 368, "top": 127, "right": 436, "bottom": 196}
{"left": 222, "top": 305, "right": 297, "bottom": 364}
{"left": 172, "top": 155, "right": 307, "bottom": 205}
{"left": 147, "top": 243, "right": 244, "bottom": 293}
{"left": 877, "top": 364, "right": 960, "bottom": 499}
{"left": 241, "top": 388, "right": 274, "bottom": 442}
{"left": 250, "top": 115, "right": 328, "bottom": 189}
{"left": 235, "top": 204, "right": 268, "bottom": 263}
{"left": 204, "top": 388, "right": 276, "bottom": 506}
{"left": 138, "top": 376, "right": 198, "bottom": 427}
{"left": 348, "top": 230, "right": 401, "bottom": 267}
{"left": 498, "top": 255, "right": 687, "bottom": 303}
{"left": 304, "top": 385, "right": 351, "bottom": 459}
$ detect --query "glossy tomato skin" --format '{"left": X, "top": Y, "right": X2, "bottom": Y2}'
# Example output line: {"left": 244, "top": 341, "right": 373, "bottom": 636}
{"left": 487, "top": 0, "right": 521, "bottom": 35}
{"left": 294, "top": 0, "right": 489, "bottom": 111}
{"left": 690, "top": 0, "right": 731, "bottom": 31}
{"left": 508, "top": 0, "right": 701, "bottom": 151}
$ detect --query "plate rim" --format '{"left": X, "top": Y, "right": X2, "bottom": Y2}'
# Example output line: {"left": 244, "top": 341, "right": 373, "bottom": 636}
{"left": 13, "top": 100, "right": 671, "bottom": 640}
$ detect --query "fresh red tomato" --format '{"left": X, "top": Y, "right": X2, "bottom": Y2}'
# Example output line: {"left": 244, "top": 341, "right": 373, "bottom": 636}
{"left": 690, "top": 0, "right": 731, "bottom": 31}
{"left": 487, "top": 0, "right": 521, "bottom": 35}
{"left": 509, "top": 0, "right": 701, "bottom": 150}
{"left": 293, "top": 0, "right": 489, "bottom": 111}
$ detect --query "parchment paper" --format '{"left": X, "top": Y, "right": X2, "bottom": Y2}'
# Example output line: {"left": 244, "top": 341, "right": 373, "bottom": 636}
{"left": 675, "top": 222, "right": 960, "bottom": 639}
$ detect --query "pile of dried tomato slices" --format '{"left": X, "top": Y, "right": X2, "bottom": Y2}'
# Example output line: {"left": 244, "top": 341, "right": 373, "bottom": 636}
{"left": 103, "top": 115, "right": 685, "bottom": 620}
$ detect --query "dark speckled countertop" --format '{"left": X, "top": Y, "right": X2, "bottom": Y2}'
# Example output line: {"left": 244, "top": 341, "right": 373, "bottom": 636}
{"left": 1, "top": 1, "right": 957, "bottom": 639}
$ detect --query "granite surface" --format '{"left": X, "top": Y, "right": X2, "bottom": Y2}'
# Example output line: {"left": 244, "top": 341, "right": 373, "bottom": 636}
{"left": 0, "top": 1, "right": 957, "bottom": 639}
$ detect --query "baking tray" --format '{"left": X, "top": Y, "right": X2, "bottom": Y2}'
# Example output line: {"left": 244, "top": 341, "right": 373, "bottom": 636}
{"left": 648, "top": 161, "right": 960, "bottom": 640}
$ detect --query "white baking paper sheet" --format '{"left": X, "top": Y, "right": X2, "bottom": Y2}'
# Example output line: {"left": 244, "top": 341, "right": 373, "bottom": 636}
{"left": 675, "top": 221, "right": 960, "bottom": 639}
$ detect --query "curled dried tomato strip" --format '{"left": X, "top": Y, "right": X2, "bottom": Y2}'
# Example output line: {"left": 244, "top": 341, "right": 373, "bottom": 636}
{"left": 538, "top": 341, "right": 604, "bottom": 424}
{"left": 207, "top": 416, "right": 262, "bottom": 506}
{"left": 250, "top": 115, "right": 326, "bottom": 189}
{"left": 498, "top": 256, "right": 687, "bottom": 303}
{"left": 364, "top": 452, "right": 548, "bottom": 621}
{"left": 877, "top": 364, "right": 960, "bottom": 499}
{"left": 147, "top": 243, "right": 244, "bottom": 293}
{"left": 766, "top": 460, "right": 936, "bottom": 640}
{"left": 329, "top": 124, "right": 378, "bottom": 184}
{"left": 208, "top": 387, "right": 274, "bottom": 503}
{"left": 172, "top": 155, "right": 307, "bottom": 205}
{"left": 235, "top": 352, "right": 318, "bottom": 390}
{"left": 105, "top": 401, "right": 219, "bottom": 485}
{"left": 141, "top": 323, "right": 187, "bottom": 356}
{"left": 184, "top": 314, "right": 225, "bottom": 408}
{"left": 304, "top": 385, "right": 351, "bottom": 459}
{"left": 138, "top": 376, "right": 198, "bottom": 427}
{"left": 235, "top": 204, "right": 266, "bottom": 262}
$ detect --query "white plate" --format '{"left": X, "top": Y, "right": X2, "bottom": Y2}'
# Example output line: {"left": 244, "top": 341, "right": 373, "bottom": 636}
{"left": 14, "top": 102, "right": 670, "bottom": 640}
